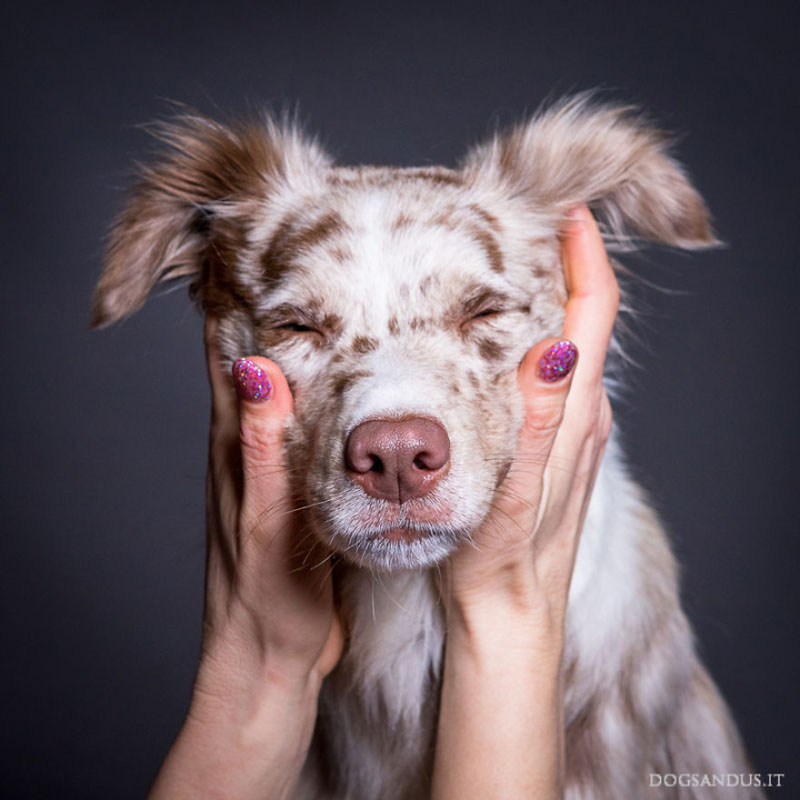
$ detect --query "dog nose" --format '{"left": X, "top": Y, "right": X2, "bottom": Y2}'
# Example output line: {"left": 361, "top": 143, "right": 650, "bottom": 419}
{"left": 345, "top": 417, "right": 450, "bottom": 503}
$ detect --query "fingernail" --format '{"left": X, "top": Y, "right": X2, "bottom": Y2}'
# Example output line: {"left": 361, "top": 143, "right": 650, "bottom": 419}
{"left": 537, "top": 340, "right": 578, "bottom": 382}
{"left": 232, "top": 358, "right": 273, "bottom": 402}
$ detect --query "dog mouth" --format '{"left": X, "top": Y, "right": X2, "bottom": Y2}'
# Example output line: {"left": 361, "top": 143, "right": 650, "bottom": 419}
{"left": 365, "top": 520, "right": 452, "bottom": 543}
{"left": 357, "top": 496, "right": 454, "bottom": 528}
{"left": 380, "top": 526, "right": 435, "bottom": 543}
{"left": 344, "top": 523, "right": 465, "bottom": 571}
{"left": 310, "top": 507, "right": 468, "bottom": 571}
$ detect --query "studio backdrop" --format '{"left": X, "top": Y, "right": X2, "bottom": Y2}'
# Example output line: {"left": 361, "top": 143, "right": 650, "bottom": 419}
{"left": 1, "top": 1, "right": 797, "bottom": 797}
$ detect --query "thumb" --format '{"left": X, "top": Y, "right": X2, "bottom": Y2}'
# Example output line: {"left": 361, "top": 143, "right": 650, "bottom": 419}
{"left": 488, "top": 338, "right": 578, "bottom": 526}
{"left": 516, "top": 338, "right": 579, "bottom": 445}
{"left": 231, "top": 357, "right": 295, "bottom": 531}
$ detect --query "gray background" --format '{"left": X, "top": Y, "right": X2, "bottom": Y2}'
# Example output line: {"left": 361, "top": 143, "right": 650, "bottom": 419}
{"left": 2, "top": 1, "right": 797, "bottom": 796}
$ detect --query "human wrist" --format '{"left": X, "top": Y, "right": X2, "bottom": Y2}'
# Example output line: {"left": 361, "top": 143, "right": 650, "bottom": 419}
{"left": 434, "top": 579, "right": 566, "bottom": 800}
{"left": 147, "top": 628, "right": 323, "bottom": 800}
{"left": 188, "top": 654, "right": 320, "bottom": 740}
{"left": 445, "top": 566, "right": 567, "bottom": 670}
{"left": 204, "top": 580, "right": 336, "bottom": 674}
{"left": 449, "top": 557, "right": 567, "bottom": 633}
{"left": 195, "top": 615, "right": 327, "bottom": 708}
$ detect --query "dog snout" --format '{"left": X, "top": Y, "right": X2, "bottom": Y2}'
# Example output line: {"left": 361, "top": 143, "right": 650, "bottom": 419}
{"left": 345, "top": 417, "right": 450, "bottom": 503}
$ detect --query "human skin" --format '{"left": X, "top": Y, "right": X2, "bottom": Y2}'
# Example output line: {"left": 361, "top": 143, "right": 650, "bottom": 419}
{"left": 146, "top": 205, "right": 617, "bottom": 800}
{"left": 431, "top": 205, "right": 616, "bottom": 800}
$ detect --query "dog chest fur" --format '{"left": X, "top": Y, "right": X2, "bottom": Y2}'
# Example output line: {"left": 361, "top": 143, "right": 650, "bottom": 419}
{"left": 298, "top": 440, "right": 757, "bottom": 799}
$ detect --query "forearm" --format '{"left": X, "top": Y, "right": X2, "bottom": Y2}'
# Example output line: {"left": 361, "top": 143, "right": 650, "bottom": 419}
{"left": 148, "top": 638, "right": 322, "bottom": 800}
{"left": 431, "top": 591, "right": 566, "bottom": 800}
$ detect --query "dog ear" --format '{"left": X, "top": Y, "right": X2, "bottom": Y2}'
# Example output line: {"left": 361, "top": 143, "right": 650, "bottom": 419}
{"left": 91, "top": 112, "right": 330, "bottom": 328}
{"left": 462, "top": 93, "right": 718, "bottom": 250}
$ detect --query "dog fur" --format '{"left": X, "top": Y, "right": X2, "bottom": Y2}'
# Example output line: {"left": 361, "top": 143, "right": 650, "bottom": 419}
{"left": 93, "top": 95, "right": 762, "bottom": 799}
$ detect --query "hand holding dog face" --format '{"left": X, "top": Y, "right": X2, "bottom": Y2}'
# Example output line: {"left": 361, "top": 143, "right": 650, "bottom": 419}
{"left": 199, "top": 319, "right": 344, "bottom": 684}
{"left": 431, "top": 206, "right": 617, "bottom": 800}
{"left": 445, "top": 205, "right": 618, "bottom": 630}
{"left": 146, "top": 324, "right": 345, "bottom": 800}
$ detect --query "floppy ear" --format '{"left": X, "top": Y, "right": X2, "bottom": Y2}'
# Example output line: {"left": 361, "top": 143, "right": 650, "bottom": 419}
{"left": 91, "top": 112, "right": 330, "bottom": 328}
{"left": 461, "top": 93, "right": 718, "bottom": 251}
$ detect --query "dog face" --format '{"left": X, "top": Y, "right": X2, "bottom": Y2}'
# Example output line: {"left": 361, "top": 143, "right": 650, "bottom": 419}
{"left": 228, "top": 170, "right": 567, "bottom": 570}
{"left": 93, "top": 96, "right": 716, "bottom": 571}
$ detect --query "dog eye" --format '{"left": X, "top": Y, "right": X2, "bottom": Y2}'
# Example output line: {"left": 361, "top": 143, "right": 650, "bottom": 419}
{"left": 469, "top": 308, "right": 503, "bottom": 322}
{"left": 277, "top": 322, "right": 320, "bottom": 334}
{"left": 459, "top": 308, "right": 505, "bottom": 333}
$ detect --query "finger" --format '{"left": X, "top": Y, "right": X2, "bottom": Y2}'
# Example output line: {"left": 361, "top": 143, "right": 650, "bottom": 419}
{"left": 560, "top": 205, "right": 620, "bottom": 391}
{"left": 536, "top": 388, "right": 613, "bottom": 561}
{"left": 497, "top": 337, "right": 579, "bottom": 510}
{"left": 231, "top": 356, "right": 295, "bottom": 535}
{"left": 204, "top": 317, "right": 243, "bottom": 558}
{"left": 205, "top": 316, "right": 238, "bottom": 441}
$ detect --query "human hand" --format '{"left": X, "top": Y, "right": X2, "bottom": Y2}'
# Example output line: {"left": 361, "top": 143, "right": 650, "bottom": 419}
{"left": 146, "top": 322, "right": 343, "bottom": 800}
{"left": 198, "top": 318, "right": 344, "bottom": 691}
{"left": 445, "top": 204, "right": 618, "bottom": 633}
{"left": 431, "top": 205, "right": 618, "bottom": 800}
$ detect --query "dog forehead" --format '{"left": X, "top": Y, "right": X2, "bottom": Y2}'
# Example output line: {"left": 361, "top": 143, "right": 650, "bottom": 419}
{"left": 344, "top": 192, "right": 492, "bottom": 285}
{"left": 261, "top": 168, "right": 519, "bottom": 313}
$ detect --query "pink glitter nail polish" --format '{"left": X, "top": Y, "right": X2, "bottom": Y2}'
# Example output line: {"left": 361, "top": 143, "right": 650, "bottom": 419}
{"left": 537, "top": 340, "right": 578, "bottom": 382}
{"left": 232, "top": 358, "right": 273, "bottom": 402}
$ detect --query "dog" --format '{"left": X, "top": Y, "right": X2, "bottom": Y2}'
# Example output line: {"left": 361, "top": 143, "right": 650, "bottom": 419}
{"left": 92, "top": 95, "right": 762, "bottom": 799}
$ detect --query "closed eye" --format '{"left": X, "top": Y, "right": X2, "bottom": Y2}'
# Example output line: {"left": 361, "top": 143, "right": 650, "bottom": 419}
{"left": 459, "top": 308, "right": 506, "bottom": 334}
{"left": 470, "top": 308, "right": 504, "bottom": 320}
{"left": 460, "top": 304, "right": 530, "bottom": 332}
{"left": 277, "top": 322, "right": 319, "bottom": 333}
{"left": 458, "top": 284, "right": 517, "bottom": 327}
